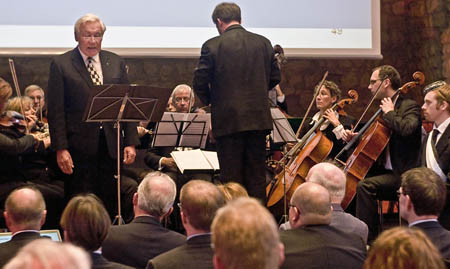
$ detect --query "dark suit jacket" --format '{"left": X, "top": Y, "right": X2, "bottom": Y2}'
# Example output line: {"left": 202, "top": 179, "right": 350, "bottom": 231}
{"left": 412, "top": 221, "right": 450, "bottom": 260}
{"left": 420, "top": 123, "right": 450, "bottom": 179}
{"left": 193, "top": 24, "right": 280, "bottom": 138}
{"left": 280, "top": 224, "right": 366, "bottom": 269}
{"left": 102, "top": 215, "right": 186, "bottom": 269}
{"left": 91, "top": 252, "right": 134, "bottom": 269}
{"left": 0, "top": 231, "right": 45, "bottom": 267}
{"left": 47, "top": 48, "right": 139, "bottom": 160}
{"left": 380, "top": 96, "right": 422, "bottom": 177}
{"left": 147, "top": 233, "right": 213, "bottom": 269}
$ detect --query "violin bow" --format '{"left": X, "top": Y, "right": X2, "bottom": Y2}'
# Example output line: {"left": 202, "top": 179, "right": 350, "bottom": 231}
{"left": 8, "top": 58, "right": 29, "bottom": 133}
{"left": 295, "top": 71, "right": 328, "bottom": 139}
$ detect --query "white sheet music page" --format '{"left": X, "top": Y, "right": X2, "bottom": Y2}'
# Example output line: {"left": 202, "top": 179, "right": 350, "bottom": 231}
{"left": 170, "top": 149, "right": 213, "bottom": 174}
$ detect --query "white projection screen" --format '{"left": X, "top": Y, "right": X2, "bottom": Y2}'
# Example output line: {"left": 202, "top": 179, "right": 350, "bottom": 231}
{"left": 0, "top": 0, "right": 380, "bottom": 58}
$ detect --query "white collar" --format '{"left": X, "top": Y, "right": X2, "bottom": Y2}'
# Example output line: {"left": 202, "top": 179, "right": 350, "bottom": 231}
{"left": 78, "top": 47, "right": 100, "bottom": 66}
{"left": 434, "top": 116, "right": 450, "bottom": 134}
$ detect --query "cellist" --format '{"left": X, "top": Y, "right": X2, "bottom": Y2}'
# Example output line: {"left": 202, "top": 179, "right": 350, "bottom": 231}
{"left": 299, "top": 80, "right": 356, "bottom": 159}
{"left": 347, "top": 65, "right": 422, "bottom": 243}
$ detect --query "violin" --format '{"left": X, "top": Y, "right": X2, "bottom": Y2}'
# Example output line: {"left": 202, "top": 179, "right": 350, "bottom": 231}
{"left": 0, "top": 110, "right": 27, "bottom": 137}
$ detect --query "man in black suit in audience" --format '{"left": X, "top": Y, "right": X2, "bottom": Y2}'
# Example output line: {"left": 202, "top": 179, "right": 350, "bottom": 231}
{"left": 420, "top": 83, "right": 450, "bottom": 229}
{"left": 147, "top": 180, "right": 225, "bottom": 269}
{"left": 193, "top": 2, "right": 280, "bottom": 202}
{"left": 0, "top": 187, "right": 47, "bottom": 267}
{"left": 280, "top": 182, "right": 366, "bottom": 269}
{"left": 399, "top": 167, "right": 450, "bottom": 260}
{"left": 102, "top": 172, "right": 186, "bottom": 268}
{"left": 47, "top": 13, "right": 139, "bottom": 218}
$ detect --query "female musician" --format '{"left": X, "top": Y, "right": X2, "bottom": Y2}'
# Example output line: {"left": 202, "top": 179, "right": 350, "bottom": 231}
{"left": 269, "top": 44, "right": 288, "bottom": 113}
{"left": 299, "top": 80, "right": 355, "bottom": 159}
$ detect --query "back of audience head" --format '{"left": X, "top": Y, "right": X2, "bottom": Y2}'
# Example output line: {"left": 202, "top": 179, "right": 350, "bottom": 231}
{"left": 306, "top": 162, "right": 346, "bottom": 203}
{"left": 60, "top": 194, "right": 110, "bottom": 252}
{"left": 211, "top": 197, "right": 284, "bottom": 269}
{"left": 4, "top": 186, "right": 46, "bottom": 232}
{"left": 289, "top": 182, "right": 332, "bottom": 228}
{"left": 135, "top": 171, "right": 177, "bottom": 219}
{"left": 180, "top": 179, "right": 225, "bottom": 233}
{"left": 217, "top": 181, "right": 248, "bottom": 202}
{"left": 4, "top": 239, "right": 91, "bottom": 269}
{"left": 364, "top": 227, "right": 445, "bottom": 269}
{"left": 400, "top": 167, "right": 446, "bottom": 221}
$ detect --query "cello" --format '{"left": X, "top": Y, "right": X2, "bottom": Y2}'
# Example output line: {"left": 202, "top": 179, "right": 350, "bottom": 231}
{"left": 266, "top": 90, "right": 359, "bottom": 208}
{"left": 335, "top": 71, "right": 425, "bottom": 209}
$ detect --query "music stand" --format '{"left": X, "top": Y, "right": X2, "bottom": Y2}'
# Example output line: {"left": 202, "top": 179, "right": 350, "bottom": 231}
{"left": 152, "top": 112, "right": 211, "bottom": 149}
{"left": 84, "top": 84, "right": 170, "bottom": 225}
{"left": 269, "top": 108, "right": 297, "bottom": 224}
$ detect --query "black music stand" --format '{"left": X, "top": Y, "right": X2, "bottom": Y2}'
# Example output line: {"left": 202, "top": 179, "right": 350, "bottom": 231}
{"left": 84, "top": 84, "right": 170, "bottom": 225}
{"left": 152, "top": 112, "right": 211, "bottom": 150}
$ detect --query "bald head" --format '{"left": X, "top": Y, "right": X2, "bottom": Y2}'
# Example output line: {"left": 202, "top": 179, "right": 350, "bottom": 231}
{"left": 290, "top": 182, "right": 331, "bottom": 228}
{"left": 307, "top": 163, "right": 346, "bottom": 203}
{"left": 4, "top": 187, "right": 46, "bottom": 232}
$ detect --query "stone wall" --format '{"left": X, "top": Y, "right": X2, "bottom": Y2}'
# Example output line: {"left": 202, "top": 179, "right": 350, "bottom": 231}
{"left": 0, "top": 0, "right": 449, "bottom": 119}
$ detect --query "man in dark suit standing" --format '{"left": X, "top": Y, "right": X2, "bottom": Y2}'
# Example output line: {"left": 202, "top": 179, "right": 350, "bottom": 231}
{"left": 0, "top": 187, "right": 47, "bottom": 267}
{"left": 102, "top": 172, "right": 186, "bottom": 268}
{"left": 281, "top": 182, "right": 366, "bottom": 269}
{"left": 420, "top": 83, "right": 450, "bottom": 229}
{"left": 47, "top": 14, "right": 139, "bottom": 218}
{"left": 147, "top": 180, "right": 225, "bottom": 269}
{"left": 399, "top": 167, "right": 450, "bottom": 260}
{"left": 193, "top": 2, "right": 280, "bottom": 202}
{"left": 354, "top": 65, "right": 422, "bottom": 242}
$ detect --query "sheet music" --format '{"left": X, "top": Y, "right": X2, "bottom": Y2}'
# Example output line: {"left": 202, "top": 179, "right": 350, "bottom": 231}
{"left": 179, "top": 113, "right": 211, "bottom": 149}
{"left": 271, "top": 108, "right": 297, "bottom": 143}
{"left": 170, "top": 149, "right": 219, "bottom": 174}
{"left": 152, "top": 112, "right": 184, "bottom": 147}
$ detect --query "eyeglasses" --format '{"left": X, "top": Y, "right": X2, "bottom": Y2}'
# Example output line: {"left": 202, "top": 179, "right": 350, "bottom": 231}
{"left": 80, "top": 34, "right": 103, "bottom": 40}
{"left": 369, "top": 79, "right": 381, "bottom": 85}
{"left": 174, "top": 97, "right": 190, "bottom": 103}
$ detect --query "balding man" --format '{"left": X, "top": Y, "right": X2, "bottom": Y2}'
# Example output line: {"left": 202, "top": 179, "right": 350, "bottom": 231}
{"left": 0, "top": 187, "right": 48, "bottom": 267}
{"left": 211, "top": 197, "right": 284, "bottom": 269}
{"left": 102, "top": 172, "right": 185, "bottom": 268}
{"left": 147, "top": 180, "right": 225, "bottom": 269}
{"left": 308, "top": 162, "right": 368, "bottom": 243}
{"left": 280, "top": 182, "right": 366, "bottom": 269}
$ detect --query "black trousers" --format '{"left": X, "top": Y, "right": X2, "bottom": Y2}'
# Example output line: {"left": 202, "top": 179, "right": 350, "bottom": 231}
{"left": 215, "top": 130, "right": 267, "bottom": 203}
{"left": 356, "top": 170, "right": 400, "bottom": 242}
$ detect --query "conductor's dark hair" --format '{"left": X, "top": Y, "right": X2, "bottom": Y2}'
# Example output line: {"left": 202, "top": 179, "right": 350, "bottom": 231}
{"left": 212, "top": 2, "right": 241, "bottom": 25}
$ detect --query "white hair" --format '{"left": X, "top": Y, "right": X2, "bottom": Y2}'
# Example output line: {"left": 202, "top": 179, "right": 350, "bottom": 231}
{"left": 137, "top": 171, "right": 176, "bottom": 217}
{"left": 74, "top": 13, "right": 106, "bottom": 36}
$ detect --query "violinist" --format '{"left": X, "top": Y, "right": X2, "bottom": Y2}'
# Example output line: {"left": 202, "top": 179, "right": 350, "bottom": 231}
{"left": 24, "top": 84, "right": 46, "bottom": 122}
{"left": 353, "top": 65, "right": 422, "bottom": 243}
{"left": 6, "top": 96, "right": 39, "bottom": 133}
{"left": 0, "top": 77, "right": 63, "bottom": 228}
{"left": 420, "top": 83, "right": 450, "bottom": 229}
{"left": 268, "top": 44, "right": 288, "bottom": 113}
{"left": 299, "top": 80, "right": 355, "bottom": 159}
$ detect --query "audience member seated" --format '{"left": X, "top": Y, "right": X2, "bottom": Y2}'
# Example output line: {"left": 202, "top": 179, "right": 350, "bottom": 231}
{"left": 147, "top": 179, "right": 225, "bottom": 269}
{"left": 280, "top": 182, "right": 366, "bottom": 269}
{"left": 102, "top": 171, "right": 186, "bottom": 268}
{"left": 4, "top": 239, "right": 90, "bottom": 269}
{"left": 399, "top": 167, "right": 450, "bottom": 261}
{"left": 211, "top": 197, "right": 284, "bottom": 269}
{"left": 280, "top": 163, "right": 369, "bottom": 244}
{"left": 217, "top": 181, "right": 248, "bottom": 202}
{"left": 364, "top": 227, "right": 445, "bottom": 269}
{"left": 0, "top": 187, "right": 48, "bottom": 267}
{"left": 60, "top": 193, "right": 132, "bottom": 269}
